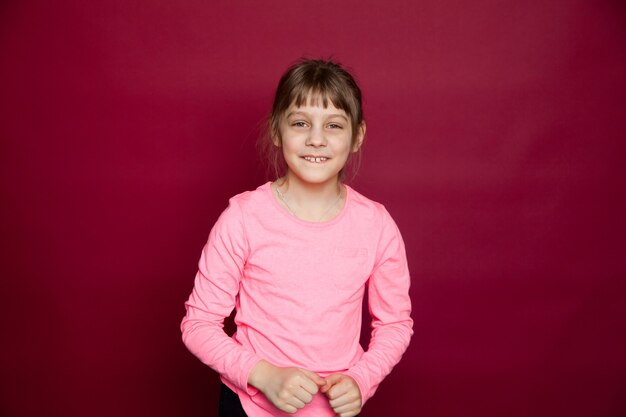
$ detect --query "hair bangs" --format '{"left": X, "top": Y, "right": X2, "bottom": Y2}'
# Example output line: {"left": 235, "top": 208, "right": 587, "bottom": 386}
{"left": 290, "top": 83, "right": 349, "bottom": 114}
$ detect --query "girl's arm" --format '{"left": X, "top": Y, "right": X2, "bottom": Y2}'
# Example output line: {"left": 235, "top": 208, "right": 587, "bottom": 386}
{"left": 180, "top": 200, "right": 261, "bottom": 394}
{"left": 182, "top": 199, "right": 326, "bottom": 412}
{"left": 343, "top": 208, "right": 414, "bottom": 404}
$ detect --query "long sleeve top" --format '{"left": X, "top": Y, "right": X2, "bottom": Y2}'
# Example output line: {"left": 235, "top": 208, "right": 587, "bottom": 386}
{"left": 181, "top": 182, "right": 413, "bottom": 416}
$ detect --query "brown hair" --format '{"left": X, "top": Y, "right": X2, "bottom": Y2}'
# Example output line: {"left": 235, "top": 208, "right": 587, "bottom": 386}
{"left": 259, "top": 58, "right": 365, "bottom": 180}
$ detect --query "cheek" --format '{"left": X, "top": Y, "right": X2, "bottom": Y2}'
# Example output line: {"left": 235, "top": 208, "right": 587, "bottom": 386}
{"left": 281, "top": 136, "right": 299, "bottom": 154}
{"left": 334, "top": 136, "right": 354, "bottom": 155}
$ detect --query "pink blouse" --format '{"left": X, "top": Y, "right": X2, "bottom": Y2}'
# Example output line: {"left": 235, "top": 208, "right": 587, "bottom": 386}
{"left": 181, "top": 182, "right": 413, "bottom": 416}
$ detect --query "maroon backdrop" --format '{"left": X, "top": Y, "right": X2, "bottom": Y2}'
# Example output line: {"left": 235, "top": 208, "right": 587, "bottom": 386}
{"left": 1, "top": 1, "right": 625, "bottom": 416}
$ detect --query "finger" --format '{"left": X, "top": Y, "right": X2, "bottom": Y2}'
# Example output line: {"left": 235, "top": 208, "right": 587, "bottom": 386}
{"left": 280, "top": 403, "right": 298, "bottom": 414}
{"left": 298, "top": 372, "right": 326, "bottom": 395}
{"left": 324, "top": 373, "right": 343, "bottom": 386}
{"left": 329, "top": 391, "right": 360, "bottom": 409}
{"left": 320, "top": 374, "right": 342, "bottom": 394}
{"left": 319, "top": 379, "right": 332, "bottom": 394}
{"left": 327, "top": 379, "right": 351, "bottom": 400}
{"left": 292, "top": 386, "right": 314, "bottom": 405}
{"left": 283, "top": 395, "right": 306, "bottom": 411}
{"left": 299, "top": 368, "right": 326, "bottom": 387}
{"left": 299, "top": 376, "right": 321, "bottom": 396}
{"left": 321, "top": 374, "right": 343, "bottom": 396}
{"left": 332, "top": 398, "right": 361, "bottom": 414}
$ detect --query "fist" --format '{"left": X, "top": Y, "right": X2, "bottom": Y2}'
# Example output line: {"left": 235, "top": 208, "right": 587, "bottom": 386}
{"left": 249, "top": 360, "right": 326, "bottom": 414}
{"left": 321, "top": 373, "right": 362, "bottom": 417}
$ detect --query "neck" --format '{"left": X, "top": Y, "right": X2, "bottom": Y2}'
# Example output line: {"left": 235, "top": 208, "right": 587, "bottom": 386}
{"left": 275, "top": 173, "right": 345, "bottom": 222}
{"left": 280, "top": 173, "right": 341, "bottom": 203}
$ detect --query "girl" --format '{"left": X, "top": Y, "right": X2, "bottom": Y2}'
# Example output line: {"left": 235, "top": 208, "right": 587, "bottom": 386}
{"left": 181, "top": 59, "right": 413, "bottom": 417}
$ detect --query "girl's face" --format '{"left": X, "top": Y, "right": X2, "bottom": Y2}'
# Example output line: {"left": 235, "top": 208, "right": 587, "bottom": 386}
{"left": 276, "top": 99, "right": 364, "bottom": 188}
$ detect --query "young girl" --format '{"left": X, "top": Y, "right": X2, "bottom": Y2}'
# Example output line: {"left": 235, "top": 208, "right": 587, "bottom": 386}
{"left": 181, "top": 59, "right": 413, "bottom": 417}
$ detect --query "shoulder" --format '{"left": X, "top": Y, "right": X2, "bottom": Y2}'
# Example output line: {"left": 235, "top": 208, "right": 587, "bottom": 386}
{"left": 226, "top": 182, "right": 273, "bottom": 211}
{"left": 346, "top": 185, "right": 395, "bottom": 224}
{"left": 349, "top": 188, "right": 402, "bottom": 246}
{"left": 212, "top": 182, "right": 272, "bottom": 228}
{"left": 209, "top": 183, "right": 273, "bottom": 246}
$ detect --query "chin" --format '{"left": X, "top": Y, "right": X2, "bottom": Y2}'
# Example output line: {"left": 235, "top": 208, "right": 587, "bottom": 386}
{"left": 291, "top": 173, "right": 340, "bottom": 185}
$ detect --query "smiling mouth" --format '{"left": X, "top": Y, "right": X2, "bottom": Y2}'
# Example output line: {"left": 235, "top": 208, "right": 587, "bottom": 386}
{"left": 302, "top": 156, "right": 329, "bottom": 163}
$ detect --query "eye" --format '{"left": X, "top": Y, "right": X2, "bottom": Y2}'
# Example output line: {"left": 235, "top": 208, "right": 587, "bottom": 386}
{"left": 291, "top": 121, "right": 309, "bottom": 128}
{"left": 327, "top": 123, "right": 343, "bottom": 129}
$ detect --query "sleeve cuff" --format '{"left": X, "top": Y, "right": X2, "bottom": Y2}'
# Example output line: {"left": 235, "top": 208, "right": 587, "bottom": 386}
{"left": 241, "top": 357, "right": 263, "bottom": 396}
{"left": 343, "top": 369, "right": 372, "bottom": 404}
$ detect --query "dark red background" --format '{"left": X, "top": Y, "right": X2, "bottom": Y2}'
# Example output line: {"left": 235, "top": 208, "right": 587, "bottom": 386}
{"left": 1, "top": 1, "right": 625, "bottom": 416}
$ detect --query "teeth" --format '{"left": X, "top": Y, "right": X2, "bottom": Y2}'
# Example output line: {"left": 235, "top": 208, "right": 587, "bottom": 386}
{"left": 304, "top": 156, "right": 327, "bottom": 163}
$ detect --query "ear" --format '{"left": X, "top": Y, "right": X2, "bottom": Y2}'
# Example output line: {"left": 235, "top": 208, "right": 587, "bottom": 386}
{"left": 351, "top": 121, "right": 366, "bottom": 152}
{"left": 271, "top": 127, "right": 282, "bottom": 148}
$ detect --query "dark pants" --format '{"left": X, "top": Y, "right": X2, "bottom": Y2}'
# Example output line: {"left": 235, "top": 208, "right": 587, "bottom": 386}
{"left": 219, "top": 384, "right": 248, "bottom": 417}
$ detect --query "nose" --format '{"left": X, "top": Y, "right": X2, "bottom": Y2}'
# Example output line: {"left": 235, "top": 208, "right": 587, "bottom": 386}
{"left": 305, "top": 125, "right": 327, "bottom": 147}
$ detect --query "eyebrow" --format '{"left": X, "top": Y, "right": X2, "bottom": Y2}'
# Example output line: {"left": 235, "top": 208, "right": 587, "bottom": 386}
{"left": 286, "top": 111, "right": 348, "bottom": 121}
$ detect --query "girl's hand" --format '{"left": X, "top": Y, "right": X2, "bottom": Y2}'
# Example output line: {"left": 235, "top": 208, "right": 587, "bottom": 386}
{"left": 320, "top": 374, "right": 362, "bottom": 417}
{"left": 248, "top": 360, "right": 326, "bottom": 414}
